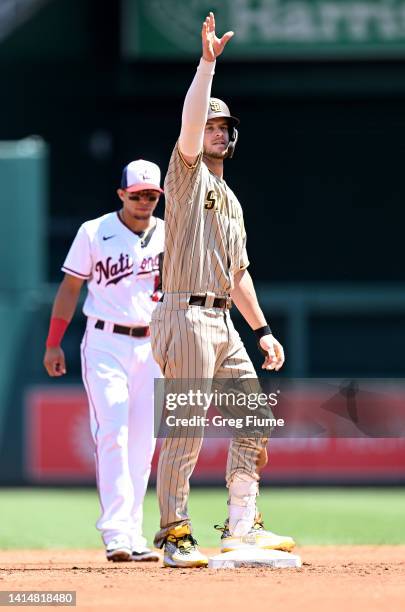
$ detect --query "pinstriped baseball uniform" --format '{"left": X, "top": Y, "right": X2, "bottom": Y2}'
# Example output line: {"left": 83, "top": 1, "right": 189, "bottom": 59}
{"left": 151, "top": 144, "right": 267, "bottom": 548}
{"left": 163, "top": 144, "right": 248, "bottom": 294}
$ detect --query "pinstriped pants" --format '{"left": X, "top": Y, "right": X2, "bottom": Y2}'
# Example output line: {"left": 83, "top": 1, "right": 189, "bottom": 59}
{"left": 150, "top": 293, "right": 268, "bottom": 548}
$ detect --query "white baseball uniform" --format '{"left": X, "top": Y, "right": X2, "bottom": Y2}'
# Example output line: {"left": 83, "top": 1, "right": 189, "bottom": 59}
{"left": 62, "top": 211, "right": 164, "bottom": 549}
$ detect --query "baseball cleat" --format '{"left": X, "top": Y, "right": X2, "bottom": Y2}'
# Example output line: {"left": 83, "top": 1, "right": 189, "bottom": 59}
{"left": 105, "top": 536, "right": 132, "bottom": 562}
{"left": 215, "top": 514, "right": 296, "bottom": 553}
{"left": 163, "top": 525, "right": 208, "bottom": 568}
{"left": 131, "top": 547, "right": 160, "bottom": 562}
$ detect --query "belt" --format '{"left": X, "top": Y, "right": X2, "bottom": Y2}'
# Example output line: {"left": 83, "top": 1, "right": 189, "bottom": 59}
{"left": 189, "top": 295, "right": 231, "bottom": 309}
{"left": 95, "top": 319, "right": 150, "bottom": 338}
{"left": 158, "top": 294, "right": 232, "bottom": 309}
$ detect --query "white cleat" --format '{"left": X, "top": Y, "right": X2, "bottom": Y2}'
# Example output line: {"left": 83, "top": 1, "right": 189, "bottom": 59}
{"left": 106, "top": 535, "right": 132, "bottom": 562}
{"left": 163, "top": 525, "right": 208, "bottom": 568}
{"left": 131, "top": 547, "right": 160, "bottom": 562}
{"left": 216, "top": 514, "right": 296, "bottom": 554}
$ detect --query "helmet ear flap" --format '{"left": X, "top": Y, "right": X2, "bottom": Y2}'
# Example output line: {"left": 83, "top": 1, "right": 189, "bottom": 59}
{"left": 226, "top": 127, "right": 238, "bottom": 159}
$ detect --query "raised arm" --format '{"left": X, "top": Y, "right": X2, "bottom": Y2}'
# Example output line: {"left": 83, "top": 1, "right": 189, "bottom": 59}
{"left": 179, "top": 12, "right": 234, "bottom": 166}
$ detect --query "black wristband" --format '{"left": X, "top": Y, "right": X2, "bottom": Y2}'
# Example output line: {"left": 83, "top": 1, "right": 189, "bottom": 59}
{"left": 254, "top": 325, "right": 272, "bottom": 341}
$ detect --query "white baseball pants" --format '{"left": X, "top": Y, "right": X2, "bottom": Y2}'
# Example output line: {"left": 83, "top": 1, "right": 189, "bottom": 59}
{"left": 80, "top": 319, "right": 160, "bottom": 548}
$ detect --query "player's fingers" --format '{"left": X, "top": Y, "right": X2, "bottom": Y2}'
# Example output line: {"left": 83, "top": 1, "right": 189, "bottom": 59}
{"left": 204, "top": 13, "right": 212, "bottom": 36}
{"left": 267, "top": 343, "right": 276, "bottom": 362}
{"left": 262, "top": 354, "right": 276, "bottom": 371}
{"left": 52, "top": 361, "right": 62, "bottom": 376}
{"left": 48, "top": 364, "right": 61, "bottom": 377}
{"left": 202, "top": 16, "right": 215, "bottom": 59}
{"left": 259, "top": 337, "right": 276, "bottom": 370}
{"left": 51, "top": 357, "right": 66, "bottom": 377}
{"left": 58, "top": 355, "right": 67, "bottom": 375}
{"left": 43, "top": 359, "right": 54, "bottom": 377}
{"left": 274, "top": 343, "right": 285, "bottom": 371}
{"left": 202, "top": 24, "right": 210, "bottom": 52}
{"left": 220, "top": 31, "right": 234, "bottom": 48}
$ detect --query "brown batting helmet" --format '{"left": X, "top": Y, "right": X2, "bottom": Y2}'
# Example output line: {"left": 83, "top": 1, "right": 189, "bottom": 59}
{"left": 207, "top": 98, "right": 239, "bottom": 158}
{"left": 207, "top": 98, "right": 240, "bottom": 128}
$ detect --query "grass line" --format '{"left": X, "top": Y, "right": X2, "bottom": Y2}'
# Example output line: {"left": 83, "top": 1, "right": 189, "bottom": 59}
{"left": 1, "top": 487, "right": 404, "bottom": 549}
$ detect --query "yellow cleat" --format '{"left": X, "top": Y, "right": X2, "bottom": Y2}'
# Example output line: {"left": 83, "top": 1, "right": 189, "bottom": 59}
{"left": 163, "top": 525, "right": 208, "bottom": 568}
{"left": 215, "top": 514, "right": 296, "bottom": 554}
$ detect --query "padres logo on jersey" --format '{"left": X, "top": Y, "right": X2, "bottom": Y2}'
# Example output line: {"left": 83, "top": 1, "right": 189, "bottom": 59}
{"left": 204, "top": 190, "right": 217, "bottom": 210}
{"left": 204, "top": 189, "right": 239, "bottom": 220}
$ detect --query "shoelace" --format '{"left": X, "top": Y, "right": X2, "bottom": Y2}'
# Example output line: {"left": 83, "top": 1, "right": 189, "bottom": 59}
{"left": 167, "top": 534, "right": 198, "bottom": 553}
{"left": 253, "top": 512, "right": 265, "bottom": 531}
{"left": 252, "top": 520, "right": 265, "bottom": 531}
{"left": 214, "top": 514, "right": 266, "bottom": 534}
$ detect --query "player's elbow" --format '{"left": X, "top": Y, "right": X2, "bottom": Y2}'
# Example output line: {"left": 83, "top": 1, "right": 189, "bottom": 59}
{"left": 179, "top": 127, "right": 203, "bottom": 160}
{"left": 233, "top": 268, "right": 247, "bottom": 288}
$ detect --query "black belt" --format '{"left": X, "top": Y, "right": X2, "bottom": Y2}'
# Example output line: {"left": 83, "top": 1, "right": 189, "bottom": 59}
{"left": 189, "top": 295, "right": 231, "bottom": 309}
{"left": 95, "top": 319, "right": 150, "bottom": 337}
{"left": 158, "top": 294, "right": 232, "bottom": 309}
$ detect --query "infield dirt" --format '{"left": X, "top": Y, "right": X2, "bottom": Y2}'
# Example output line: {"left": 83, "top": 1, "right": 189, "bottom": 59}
{"left": 1, "top": 547, "right": 404, "bottom": 611}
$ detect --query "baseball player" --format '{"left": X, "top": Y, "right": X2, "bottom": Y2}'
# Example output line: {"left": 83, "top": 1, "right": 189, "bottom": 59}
{"left": 150, "top": 13, "right": 295, "bottom": 568}
{"left": 43, "top": 159, "right": 164, "bottom": 562}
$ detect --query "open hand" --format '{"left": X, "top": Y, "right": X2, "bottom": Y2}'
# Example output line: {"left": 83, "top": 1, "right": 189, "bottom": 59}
{"left": 202, "top": 12, "right": 234, "bottom": 62}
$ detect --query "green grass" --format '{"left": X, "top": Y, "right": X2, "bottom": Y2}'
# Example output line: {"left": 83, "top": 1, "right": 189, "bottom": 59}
{"left": 0, "top": 487, "right": 404, "bottom": 549}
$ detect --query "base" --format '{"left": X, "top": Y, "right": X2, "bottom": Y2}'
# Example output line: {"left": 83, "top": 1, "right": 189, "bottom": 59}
{"left": 208, "top": 548, "right": 301, "bottom": 569}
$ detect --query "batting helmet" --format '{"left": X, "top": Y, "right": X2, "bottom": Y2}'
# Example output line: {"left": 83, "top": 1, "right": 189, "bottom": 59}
{"left": 207, "top": 98, "right": 239, "bottom": 159}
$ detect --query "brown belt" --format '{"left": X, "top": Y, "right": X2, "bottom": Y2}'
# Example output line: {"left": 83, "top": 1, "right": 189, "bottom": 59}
{"left": 95, "top": 319, "right": 150, "bottom": 337}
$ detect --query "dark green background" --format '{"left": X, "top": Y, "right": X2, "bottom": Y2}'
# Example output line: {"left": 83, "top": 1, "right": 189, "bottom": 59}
{"left": 1, "top": 0, "right": 404, "bottom": 283}
{"left": 0, "top": 0, "right": 404, "bottom": 485}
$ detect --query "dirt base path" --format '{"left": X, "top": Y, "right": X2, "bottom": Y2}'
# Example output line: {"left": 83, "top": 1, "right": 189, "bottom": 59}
{"left": 1, "top": 547, "right": 404, "bottom": 611}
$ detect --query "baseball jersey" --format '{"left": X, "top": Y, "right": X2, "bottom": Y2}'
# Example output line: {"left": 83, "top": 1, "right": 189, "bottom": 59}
{"left": 163, "top": 143, "right": 249, "bottom": 295}
{"left": 62, "top": 212, "right": 164, "bottom": 326}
